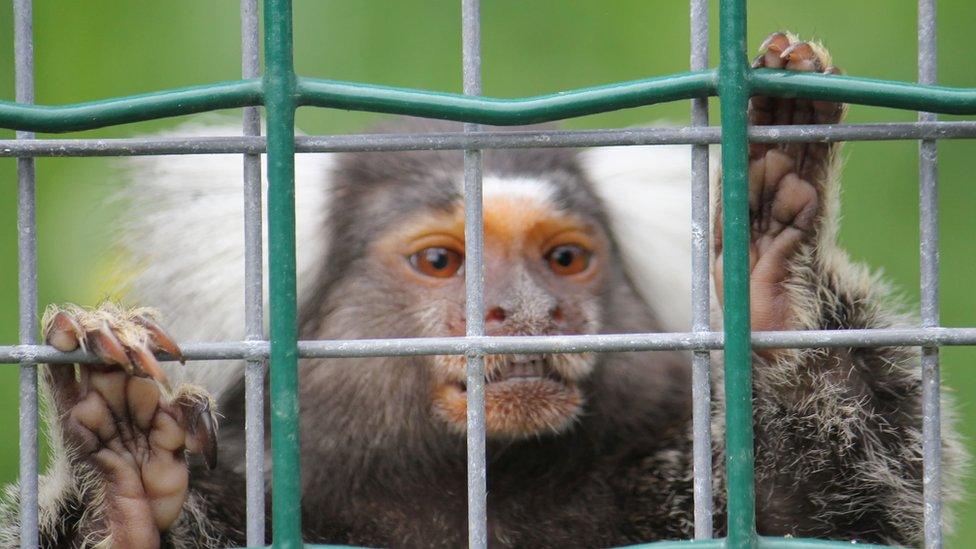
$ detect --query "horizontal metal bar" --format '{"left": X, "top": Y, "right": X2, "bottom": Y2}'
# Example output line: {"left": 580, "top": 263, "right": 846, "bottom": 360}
{"left": 752, "top": 68, "right": 976, "bottom": 115}
{"left": 0, "top": 79, "right": 264, "bottom": 133}
{"left": 4, "top": 327, "right": 976, "bottom": 364}
{"left": 3, "top": 69, "right": 975, "bottom": 133}
{"left": 2, "top": 121, "right": 976, "bottom": 157}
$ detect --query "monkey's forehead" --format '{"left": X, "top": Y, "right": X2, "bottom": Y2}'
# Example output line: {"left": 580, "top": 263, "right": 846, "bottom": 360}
{"left": 325, "top": 147, "right": 613, "bottom": 258}
{"left": 331, "top": 146, "right": 601, "bottom": 211}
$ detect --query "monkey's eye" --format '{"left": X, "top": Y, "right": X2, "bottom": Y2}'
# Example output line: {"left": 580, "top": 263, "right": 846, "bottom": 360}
{"left": 409, "top": 247, "right": 464, "bottom": 278}
{"left": 545, "top": 244, "right": 591, "bottom": 276}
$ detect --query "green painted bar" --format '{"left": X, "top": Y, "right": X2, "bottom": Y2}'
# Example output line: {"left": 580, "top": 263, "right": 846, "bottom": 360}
{"left": 758, "top": 537, "right": 896, "bottom": 549}
{"left": 751, "top": 68, "right": 976, "bottom": 115}
{"left": 618, "top": 539, "right": 727, "bottom": 549}
{"left": 296, "top": 71, "right": 716, "bottom": 125}
{"left": 0, "top": 79, "right": 263, "bottom": 133}
{"left": 617, "top": 537, "right": 896, "bottom": 549}
{"left": 263, "top": 0, "right": 302, "bottom": 548}
{"left": 717, "top": 1, "right": 756, "bottom": 549}
{"left": 2, "top": 71, "right": 976, "bottom": 134}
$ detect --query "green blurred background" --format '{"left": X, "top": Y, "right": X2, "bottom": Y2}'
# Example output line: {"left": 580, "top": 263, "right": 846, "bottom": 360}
{"left": 0, "top": 0, "right": 972, "bottom": 542}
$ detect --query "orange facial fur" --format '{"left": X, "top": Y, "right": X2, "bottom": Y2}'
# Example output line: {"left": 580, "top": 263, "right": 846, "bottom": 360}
{"left": 432, "top": 379, "right": 584, "bottom": 439}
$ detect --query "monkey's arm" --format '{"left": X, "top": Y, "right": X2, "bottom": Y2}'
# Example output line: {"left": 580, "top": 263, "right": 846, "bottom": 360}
{"left": 713, "top": 33, "right": 966, "bottom": 546}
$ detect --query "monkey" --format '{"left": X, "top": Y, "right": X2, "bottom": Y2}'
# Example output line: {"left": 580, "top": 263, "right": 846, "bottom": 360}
{"left": 0, "top": 32, "right": 968, "bottom": 548}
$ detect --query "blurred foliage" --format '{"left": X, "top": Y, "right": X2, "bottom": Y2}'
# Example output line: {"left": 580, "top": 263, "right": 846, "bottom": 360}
{"left": 0, "top": 0, "right": 973, "bottom": 542}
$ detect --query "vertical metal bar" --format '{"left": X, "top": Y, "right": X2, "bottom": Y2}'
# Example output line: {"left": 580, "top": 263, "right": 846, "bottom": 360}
{"left": 461, "top": 1, "right": 487, "bottom": 548}
{"left": 717, "top": 1, "right": 757, "bottom": 548}
{"left": 13, "top": 0, "right": 38, "bottom": 547}
{"left": 263, "top": 0, "right": 301, "bottom": 547}
{"left": 241, "top": 0, "right": 266, "bottom": 545}
{"left": 689, "top": 0, "right": 713, "bottom": 540}
{"left": 918, "top": 1, "right": 941, "bottom": 547}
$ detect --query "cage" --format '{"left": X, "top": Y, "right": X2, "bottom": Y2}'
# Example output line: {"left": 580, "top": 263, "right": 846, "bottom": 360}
{"left": 1, "top": 0, "right": 974, "bottom": 547}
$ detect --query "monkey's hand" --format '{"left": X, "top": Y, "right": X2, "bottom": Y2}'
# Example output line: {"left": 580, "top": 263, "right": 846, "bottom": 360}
{"left": 42, "top": 303, "right": 217, "bottom": 548}
{"left": 710, "top": 34, "right": 966, "bottom": 544}
{"left": 714, "top": 32, "right": 844, "bottom": 338}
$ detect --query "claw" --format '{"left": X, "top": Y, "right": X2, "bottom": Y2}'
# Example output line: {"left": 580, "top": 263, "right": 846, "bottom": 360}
{"left": 178, "top": 395, "right": 218, "bottom": 470}
{"left": 760, "top": 32, "right": 791, "bottom": 54}
{"left": 130, "top": 342, "right": 170, "bottom": 388}
{"left": 88, "top": 321, "right": 133, "bottom": 372}
{"left": 44, "top": 311, "right": 83, "bottom": 352}
{"left": 780, "top": 42, "right": 823, "bottom": 72}
{"left": 195, "top": 406, "right": 218, "bottom": 470}
{"left": 134, "top": 314, "right": 184, "bottom": 364}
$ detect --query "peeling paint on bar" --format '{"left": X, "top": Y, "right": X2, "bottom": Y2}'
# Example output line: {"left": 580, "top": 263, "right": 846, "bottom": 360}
{"left": 240, "top": 0, "right": 266, "bottom": 545}
{"left": 690, "top": 0, "right": 714, "bottom": 539}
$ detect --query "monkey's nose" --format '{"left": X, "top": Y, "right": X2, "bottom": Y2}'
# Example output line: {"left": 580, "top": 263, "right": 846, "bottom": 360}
{"left": 485, "top": 305, "right": 564, "bottom": 325}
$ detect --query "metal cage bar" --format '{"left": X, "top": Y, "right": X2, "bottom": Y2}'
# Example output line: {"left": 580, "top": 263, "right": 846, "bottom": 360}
{"left": 263, "top": 0, "right": 302, "bottom": 547}
{"left": 689, "top": 0, "right": 713, "bottom": 540}
{"left": 13, "top": 0, "right": 38, "bottom": 547}
{"left": 461, "top": 1, "right": 489, "bottom": 548}
{"left": 3, "top": 121, "right": 976, "bottom": 157}
{"left": 716, "top": 1, "right": 756, "bottom": 547}
{"left": 241, "top": 0, "right": 267, "bottom": 545}
{"left": 918, "top": 0, "right": 942, "bottom": 547}
{"left": 5, "top": 326, "right": 976, "bottom": 365}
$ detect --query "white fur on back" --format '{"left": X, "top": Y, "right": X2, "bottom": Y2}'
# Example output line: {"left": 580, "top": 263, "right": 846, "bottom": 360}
{"left": 118, "top": 120, "right": 331, "bottom": 396}
{"left": 581, "top": 144, "right": 711, "bottom": 333}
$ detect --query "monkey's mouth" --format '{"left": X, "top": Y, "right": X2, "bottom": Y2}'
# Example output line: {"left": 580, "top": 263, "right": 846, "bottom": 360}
{"left": 431, "top": 354, "right": 588, "bottom": 439}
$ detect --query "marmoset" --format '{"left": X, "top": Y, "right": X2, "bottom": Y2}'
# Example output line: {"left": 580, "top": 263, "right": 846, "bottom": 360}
{"left": 0, "top": 33, "right": 967, "bottom": 548}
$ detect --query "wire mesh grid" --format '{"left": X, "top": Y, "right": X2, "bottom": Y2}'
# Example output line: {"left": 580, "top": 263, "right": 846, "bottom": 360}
{"left": 1, "top": 0, "right": 974, "bottom": 548}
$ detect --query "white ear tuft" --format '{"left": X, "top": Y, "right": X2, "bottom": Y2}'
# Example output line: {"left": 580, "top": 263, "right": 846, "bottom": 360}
{"left": 581, "top": 142, "right": 713, "bottom": 333}
{"left": 115, "top": 118, "right": 332, "bottom": 397}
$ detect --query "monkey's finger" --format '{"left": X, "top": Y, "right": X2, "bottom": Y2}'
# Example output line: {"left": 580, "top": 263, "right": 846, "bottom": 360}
{"left": 781, "top": 42, "right": 825, "bottom": 73}
{"left": 170, "top": 390, "right": 218, "bottom": 470}
{"left": 749, "top": 32, "right": 792, "bottom": 158}
{"left": 813, "top": 67, "right": 845, "bottom": 126}
{"left": 126, "top": 376, "right": 161, "bottom": 432}
{"left": 44, "top": 310, "right": 84, "bottom": 352}
{"left": 41, "top": 364, "right": 81, "bottom": 410}
{"left": 758, "top": 31, "right": 791, "bottom": 69}
{"left": 190, "top": 407, "right": 218, "bottom": 470}
{"left": 130, "top": 341, "right": 170, "bottom": 388}
{"left": 134, "top": 314, "right": 184, "bottom": 365}
{"left": 86, "top": 322, "right": 135, "bottom": 375}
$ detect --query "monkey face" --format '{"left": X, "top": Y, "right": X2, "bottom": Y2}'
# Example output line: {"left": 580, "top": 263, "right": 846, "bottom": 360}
{"left": 370, "top": 177, "right": 609, "bottom": 439}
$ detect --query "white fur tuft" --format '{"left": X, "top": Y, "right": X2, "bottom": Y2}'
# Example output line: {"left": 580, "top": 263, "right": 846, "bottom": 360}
{"left": 116, "top": 119, "right": 331, "bottom": 396}
{"left": 581, "top": 143, "right": 716, "bottom": 332}
{"left": 482, "top": 176, "right": 555, "bottom": 203}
